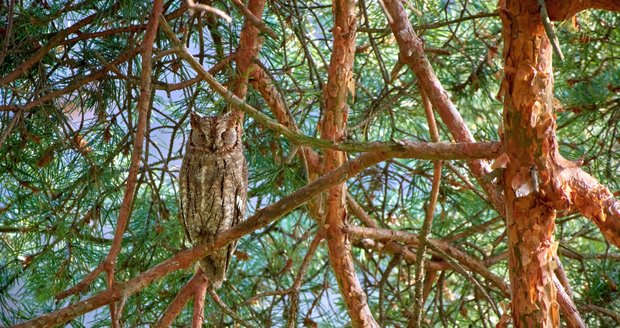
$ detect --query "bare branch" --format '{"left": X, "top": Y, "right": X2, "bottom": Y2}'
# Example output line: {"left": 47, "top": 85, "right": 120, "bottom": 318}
{"left": 160, "top": 16, "right": 502, "bottom": 160}
{"left": 380, "top": 0, "right": 505, "bottom": 215}
{"left": 554, "top": 276, "right": 585, "bottom": 327}
{"left": 346, "top": 225, "right": 510, "bottom": 296}
{"left": 231, "top": 0, "right": 278, "bottom": 39}
{"left": 411, "top": 89, "right": 442, "bottom": 328}
{"left": 13, "top": 149, "right": 408, "bottom": 327}
{"left": 187, "top": 0, "right": 232, "bottom": 23}
{"left": 56, "top": 0, "right": 164, "bottom": 304}
{"left": 561, "top": 167, "right": 620, "bottom": 248}
{"left": 155, "top": 272, "right": 205, "bottom": 328}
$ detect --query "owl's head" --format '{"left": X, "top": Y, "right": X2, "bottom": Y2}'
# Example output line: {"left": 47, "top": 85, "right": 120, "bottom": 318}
{"left": 189, "top": 112, "right": 241, "bottom": 153}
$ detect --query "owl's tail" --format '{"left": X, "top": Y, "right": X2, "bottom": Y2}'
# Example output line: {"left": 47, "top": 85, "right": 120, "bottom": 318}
{"left": 198, "top": 243, "right": 235, "bottom": 289}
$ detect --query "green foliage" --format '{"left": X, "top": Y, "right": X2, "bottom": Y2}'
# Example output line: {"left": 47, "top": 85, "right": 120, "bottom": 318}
{"left": 1, "top": 0, "right": 620, "bottom": 327}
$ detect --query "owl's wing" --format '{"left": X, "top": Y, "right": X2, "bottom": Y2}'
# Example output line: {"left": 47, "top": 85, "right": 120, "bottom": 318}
{"left": 178, "top": 156, "right": 194, "bottom": 244}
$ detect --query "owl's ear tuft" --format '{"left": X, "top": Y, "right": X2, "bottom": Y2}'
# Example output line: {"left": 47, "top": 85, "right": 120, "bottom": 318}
{"left": 190, "top": 112, "right": 203, "bottom": 127}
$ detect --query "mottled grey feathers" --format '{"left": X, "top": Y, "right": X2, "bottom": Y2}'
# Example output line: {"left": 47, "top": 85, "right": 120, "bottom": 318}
{"left": 179, "top": 112, "right": 247, "bottom": 289}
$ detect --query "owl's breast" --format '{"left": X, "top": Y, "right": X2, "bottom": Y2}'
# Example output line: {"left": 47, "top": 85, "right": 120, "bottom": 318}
{"left": 179, "top": 146, "right": 247, "bottom": 242}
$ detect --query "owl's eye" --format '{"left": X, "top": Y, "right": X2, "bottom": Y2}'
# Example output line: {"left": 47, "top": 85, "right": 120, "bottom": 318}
{"left": 221, "top": 129, "right": 236, "bottom": 146}
{"left": 192, "top": 131, "right": 208, "bottom": 147}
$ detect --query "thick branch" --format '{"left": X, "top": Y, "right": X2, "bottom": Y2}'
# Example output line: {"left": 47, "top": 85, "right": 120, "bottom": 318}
{"left": 321, "top": 0, "right": 377, "bottom": 325}
{"left": 546, "top": 0, "right": 620, "bottom": 21}
{"left": 13, "top": 150, "right": 398, "bottom": 327}
{"left": 56, "top": 0, "right": 163, "bottom": 302}
{"left": 15, "top": 143, "right": 507, "bottom": 327}
{"left": 160, "top": 17, "right": 502, "bottom": 159}
{"left": 231, "top": 0, "right": 266, "bottom": 108}
{"left": 154, "top": 272, "right": 205, "bottom": 327}
{"left": 346, "top": 225, "right": 510, "bottom": 296}
{"left": 192, "top": 273, "right": 209, "bottom": 328}
{"left": 561, "top": 167, "right": 620, "bottom": 248}
{"left": 380, "top": 0, "right": 505, "bottom": 214}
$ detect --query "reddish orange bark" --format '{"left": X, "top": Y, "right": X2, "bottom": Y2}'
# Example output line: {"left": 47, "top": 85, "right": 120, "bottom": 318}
{"left": 155, "top": 272, "right": 206, "bottom": 327}
{"left": 562, "top": 168, "right": 620, "bottom": 247}
{"left": 381, "top": 0, "right": 505, "bottom": 215}
{"left": 232, "top": 0, "right": 266, "bottom": 114}
{"left": 499, "top": 1, "right": 562, "bottom": 326}
{"left": 320, "top": 0, "right": 378, "bottom": 326}
{"left": 546, "top": 0, "right": 620, "bottom": 20}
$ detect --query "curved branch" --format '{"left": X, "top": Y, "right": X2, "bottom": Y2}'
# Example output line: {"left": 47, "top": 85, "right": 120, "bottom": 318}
{"left": 346, "top": 225, "right": 510, "bottom": 296}
{"left": 56, "top": 0, "right": 163, "bottom": 303}
{"left": 10, "top": 149, "right": 402, "bottom": 327}
{"left": 561, "top": 167, "right": 620, "bottom": 248}
{"left": 546, "top": 0, "right": 620, "bottom": 21}
{"left": 154, "top": 272, "right": 206, "bottom": 327}
{"left": 380, "top": 0, "right": 505, "bottom": 215}
{"left": 160, "top": 17, "right": 504, "bottom": 160}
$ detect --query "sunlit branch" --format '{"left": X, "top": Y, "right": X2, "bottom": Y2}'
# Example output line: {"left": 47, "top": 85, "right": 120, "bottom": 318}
{"left": 159, "top": 16, "right": 502, "bottom": 160}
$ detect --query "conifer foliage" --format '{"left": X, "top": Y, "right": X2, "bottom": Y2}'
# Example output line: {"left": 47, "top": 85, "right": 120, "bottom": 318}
{"left": 1, "top": 0, "right": 620, "bottom": 326}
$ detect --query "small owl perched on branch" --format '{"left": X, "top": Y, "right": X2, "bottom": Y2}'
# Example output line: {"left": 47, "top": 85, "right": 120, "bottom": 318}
{"left": 179, "top": 111, "right": 247, "bottom": 289}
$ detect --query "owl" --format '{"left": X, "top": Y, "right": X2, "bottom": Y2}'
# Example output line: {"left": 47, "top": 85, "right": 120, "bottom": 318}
{"left": 179, "top": 111, "right": 247, "bottom": 289}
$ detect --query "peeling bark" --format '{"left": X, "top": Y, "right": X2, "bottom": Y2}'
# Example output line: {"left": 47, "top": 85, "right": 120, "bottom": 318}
{"left": 499, "top": 1, "right": 561, "bottom": 326}
{"left": 232, "top": 0, "right": 266, "bottom": 118}
{"left": 321, "top": 0, "right": 378, "bottom": 327}
{"left": 562, "top": 168, "right": 620, "bottom": 247}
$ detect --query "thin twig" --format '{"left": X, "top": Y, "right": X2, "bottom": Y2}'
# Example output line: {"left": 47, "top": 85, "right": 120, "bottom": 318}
{"left": 537, "top": 0, "right": 565, "bottom": 62}
{"left": 346, "top": 225, "right": 510, "bottom": 296}
{"left": 208, "top": 289, "right": 254, "bottom": 327}
{"left": 0, "top": 0, "right": 15, "bottom": 66}
{"left": 159, "top": 17, "right": 502, "bottom": 160}
{"left": 0, "top": 2, "right": 122, "bottom": 86}
{"left": 410, "top": 88, "right": 442, "bottom": 328}
{"left": 0, "top": 111, "right": 21, "bottom": 150}
{"left": 287, "top": 231, "right": 324, "bottom": 328}
{"left": 424, "top": 242, "right": 500, "bottom": 317}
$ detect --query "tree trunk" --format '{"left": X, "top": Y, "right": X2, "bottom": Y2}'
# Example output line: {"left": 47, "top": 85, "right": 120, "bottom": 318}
{"left": 499, "top": 1, "right": 561, "bottom": 326}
